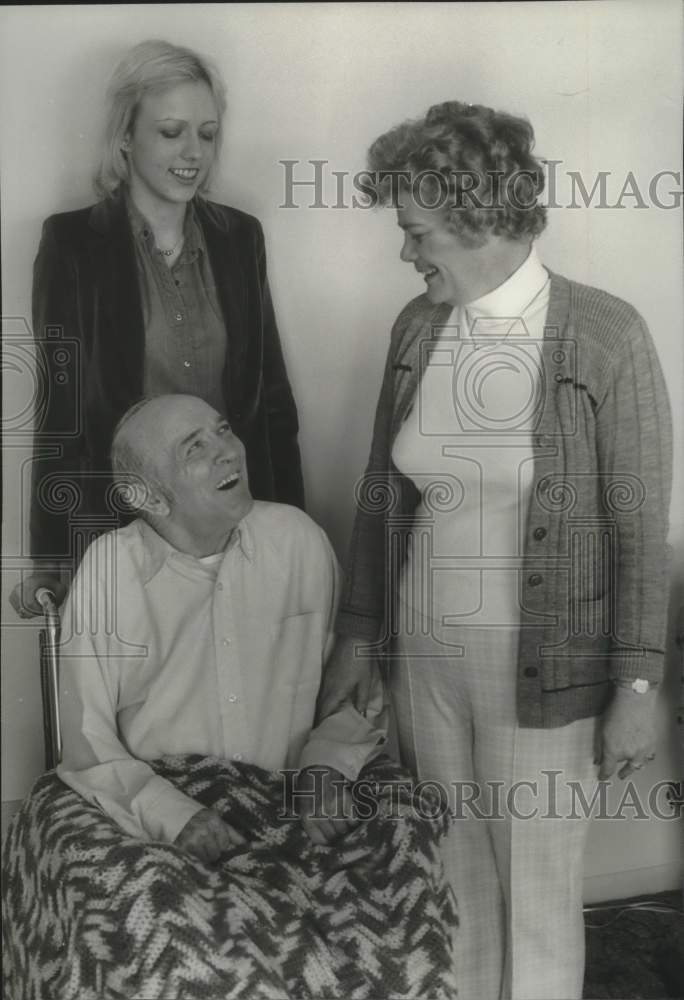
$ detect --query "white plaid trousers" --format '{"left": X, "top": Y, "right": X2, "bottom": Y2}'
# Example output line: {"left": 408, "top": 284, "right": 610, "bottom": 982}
{"left": 390, "top": 613, "right": 598, "bottom": 1000}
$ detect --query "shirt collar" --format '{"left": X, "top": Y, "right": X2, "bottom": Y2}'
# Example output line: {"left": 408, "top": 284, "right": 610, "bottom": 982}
{"left": 136, "top": 511, "right": 255, "bottom": 585}
{"left": 125, "top": 193, "right": 203, "bottom": 261}
{"left": 465, "top": 244, "right": 549, "bottom": 321}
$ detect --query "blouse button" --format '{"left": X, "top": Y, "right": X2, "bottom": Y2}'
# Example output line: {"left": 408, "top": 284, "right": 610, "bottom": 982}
{"left": 233, "top": 752, "right": 243, "bottom": 762}
{"left": 528, "top": 574, "right": 543, "bottom": 587}
{"left": 176, "top": 312, "right": 183, "bottom": 322}
{"left": 533, "top": 527, "right": 547, "bottom": 541}
{"left": 183, "top": 360, "right": 191, "bottom": 368}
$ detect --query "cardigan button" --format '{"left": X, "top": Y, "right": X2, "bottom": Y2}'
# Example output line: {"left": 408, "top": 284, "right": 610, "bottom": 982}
{"left": 523, "top": 666, "right": 538, "bottom": 678}
{"left": 533, "top": 527, "right": 547, "bottom": 541}
{"left": 528, "top": 574, "right": 543, "bottom": 587}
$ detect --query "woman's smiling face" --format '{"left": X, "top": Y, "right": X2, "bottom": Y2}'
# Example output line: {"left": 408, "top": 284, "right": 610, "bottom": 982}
{"left": 124, "top": 80, "right": 219, "bottom": 210}
{"left": 397, "top": 198, "right": 485, "bottom": 307}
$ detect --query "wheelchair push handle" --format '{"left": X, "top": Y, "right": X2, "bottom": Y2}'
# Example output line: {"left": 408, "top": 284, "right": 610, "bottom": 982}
{"left": 36, "top": 587, "right": 59, "bottom": 617}
{"left": 36, "top": 587, "right": 62, "bottom": 769}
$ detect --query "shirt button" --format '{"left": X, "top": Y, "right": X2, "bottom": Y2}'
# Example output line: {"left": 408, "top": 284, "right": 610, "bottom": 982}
{"left": 528, "top": 574, "right": 543, "bottom": 587}
{"left": 524, "top": 666, "right": 539, "bottom": 678}
{"left": 222, "top": 637, "right": 231, "bottom": 646}
{"left": 533, "top": 527, "right": 547, "bottom": 541}
{"left": 233, "top": 752, "right": 243, "bottom": 762}
{"left": 176, "top": 312, "right": 183, "bottom": 322}
{"left": 183, "top": 360, "right": 191, "bottom": 368}
{"left": 228, "top": 694, "right": 238, "bottom": 703}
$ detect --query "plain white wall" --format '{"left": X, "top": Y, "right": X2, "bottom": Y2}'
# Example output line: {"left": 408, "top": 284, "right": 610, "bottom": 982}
{"left": 2, "top": 2, "right": 682, "bottom": 892}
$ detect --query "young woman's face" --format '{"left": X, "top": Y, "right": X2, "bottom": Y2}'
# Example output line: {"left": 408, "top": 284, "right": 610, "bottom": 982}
{"left": 124, "top": 80, "right": 219, "bottom": 210}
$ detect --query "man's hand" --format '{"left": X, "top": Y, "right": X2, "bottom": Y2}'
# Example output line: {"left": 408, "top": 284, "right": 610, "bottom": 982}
{"left": 175, "top": 807, "right": 244, "bottom": 863}
{"left": 597, "top": 686, "right": 658, "bottom": 780}
{"left": 297, "top": 766, "right": 358, "bottom": 845}
{"left": 316, "top": 635, "right": 375, "bottom": 721}
{"left": 9, "top": 572, "right": 67, "bottom": 619}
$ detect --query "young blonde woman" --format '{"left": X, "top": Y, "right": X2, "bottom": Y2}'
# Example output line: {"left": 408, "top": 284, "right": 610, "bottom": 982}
{"left": 11, "top": 39, "right": 304, "bottom": 617}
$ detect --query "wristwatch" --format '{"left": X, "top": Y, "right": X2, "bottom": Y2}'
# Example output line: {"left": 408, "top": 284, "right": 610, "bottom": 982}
{"left": 613, "top": 677, "right": 653, "bottom": 694}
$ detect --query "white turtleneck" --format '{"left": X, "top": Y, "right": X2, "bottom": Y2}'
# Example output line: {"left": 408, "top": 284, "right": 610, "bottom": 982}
{"left": 392, "top": 245, "right": 550, "bottom": 626}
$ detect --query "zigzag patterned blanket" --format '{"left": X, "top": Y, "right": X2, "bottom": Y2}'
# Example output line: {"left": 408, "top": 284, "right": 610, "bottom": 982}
{"left": 2, "top": 754, "right": 458, "bottom": 999}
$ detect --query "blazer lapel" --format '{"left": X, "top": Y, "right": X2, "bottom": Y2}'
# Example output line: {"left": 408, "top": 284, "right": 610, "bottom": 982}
{"left": 195, "top": 199, "right": 248, "bottom": 413}
{"left": 88, "top": 196, "right": 145, "bottom": 408}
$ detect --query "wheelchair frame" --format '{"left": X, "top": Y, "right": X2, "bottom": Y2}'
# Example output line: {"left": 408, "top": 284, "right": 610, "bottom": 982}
{"left": 37, "top": 587, "right": 62, "bottom": 770}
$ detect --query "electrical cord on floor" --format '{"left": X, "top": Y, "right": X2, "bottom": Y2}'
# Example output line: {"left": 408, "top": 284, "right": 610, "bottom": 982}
{"left": 583, "top": 899, "right": 684, "bottom": 929}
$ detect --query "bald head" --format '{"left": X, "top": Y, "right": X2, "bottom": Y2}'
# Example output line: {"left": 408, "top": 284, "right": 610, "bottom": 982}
{"left": 110, "top": 396, "right": 178, "bottom": 513}
{"left": 110, "top": 395, "right": 252, "bottom": 544}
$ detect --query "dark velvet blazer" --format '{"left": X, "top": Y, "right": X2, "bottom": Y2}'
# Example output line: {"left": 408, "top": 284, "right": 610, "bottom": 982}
{"left": 30, "top": 193, "right": 305, "bottom": 563}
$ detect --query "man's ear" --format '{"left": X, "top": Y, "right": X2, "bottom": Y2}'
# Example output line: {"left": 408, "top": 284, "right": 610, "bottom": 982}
{"left": 138, "top": 482, "right": 171, "bottom": 518}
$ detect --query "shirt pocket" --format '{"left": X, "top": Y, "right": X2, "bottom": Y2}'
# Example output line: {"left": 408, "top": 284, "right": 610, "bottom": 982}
{"left": 260, "top": 613, "right": 325, "bottom": 767}
{"left": 268, "top": 611, "right": 326, "bottom": 690}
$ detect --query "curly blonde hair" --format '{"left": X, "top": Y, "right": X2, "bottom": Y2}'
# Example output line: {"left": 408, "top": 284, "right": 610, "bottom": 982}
{"left": 367, "top": 101, "right": 547, "bottom": 246}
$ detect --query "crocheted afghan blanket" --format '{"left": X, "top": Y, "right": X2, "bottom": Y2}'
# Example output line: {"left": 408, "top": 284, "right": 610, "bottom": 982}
{"left": 2, "top": 754, "right": 458, "bottom": 999}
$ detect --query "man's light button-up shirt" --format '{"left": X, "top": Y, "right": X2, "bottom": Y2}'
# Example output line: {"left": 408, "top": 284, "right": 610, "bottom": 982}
{"left": 56, "top": 502, "right": 387, "bottom": 845}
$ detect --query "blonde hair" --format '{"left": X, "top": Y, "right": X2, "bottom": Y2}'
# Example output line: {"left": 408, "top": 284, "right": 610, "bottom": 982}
{"left": 95, "top": 39, "right": 227, "bottom": 199}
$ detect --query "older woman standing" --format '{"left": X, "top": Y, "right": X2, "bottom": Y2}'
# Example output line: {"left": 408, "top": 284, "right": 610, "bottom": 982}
{"left": 11, "top": 39, "right": 304, "bottom": 617}
{"left": 320, "top": 102, "right": 672, "bottom": 999}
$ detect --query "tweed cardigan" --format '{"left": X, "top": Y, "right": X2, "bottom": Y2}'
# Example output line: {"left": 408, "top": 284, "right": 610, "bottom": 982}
{"left": 30, "top": 194, "right": 304, "bottom": 565}
{"left": 335, "top": 272, "right": 672, "bottom": 728}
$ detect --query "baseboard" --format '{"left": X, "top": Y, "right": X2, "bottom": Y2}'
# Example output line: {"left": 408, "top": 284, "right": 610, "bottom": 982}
{"left": 583, "top": 862, "right": 684, "bottom": 904}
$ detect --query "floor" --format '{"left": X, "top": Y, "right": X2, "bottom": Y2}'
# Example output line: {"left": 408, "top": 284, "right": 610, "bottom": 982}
{"left": 583, "top": 891, "right": 684, "bottom": 999}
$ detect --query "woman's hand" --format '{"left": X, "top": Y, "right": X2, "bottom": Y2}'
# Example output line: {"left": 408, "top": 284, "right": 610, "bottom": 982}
{"left": 9, "top": 572, "right": 67, "bottom": 619}
{"left": 316, "top": 634, "right": 376, "bottom": 721}
{"left": 297, "top": 766, "right": 359, "bottom": 845}
{"left": 597, "top": 685, "right": 658, "bottom": 779}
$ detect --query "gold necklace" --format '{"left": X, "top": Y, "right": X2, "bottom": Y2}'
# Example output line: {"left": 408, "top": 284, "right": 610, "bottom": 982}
{"left": 156, "top": 234, "right": 184, "bottom": 257}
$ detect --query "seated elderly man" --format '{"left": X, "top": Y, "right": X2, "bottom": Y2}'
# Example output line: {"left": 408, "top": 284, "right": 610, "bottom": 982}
{"left": 56, "top": 394, "right": 386, "bottom": 861}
